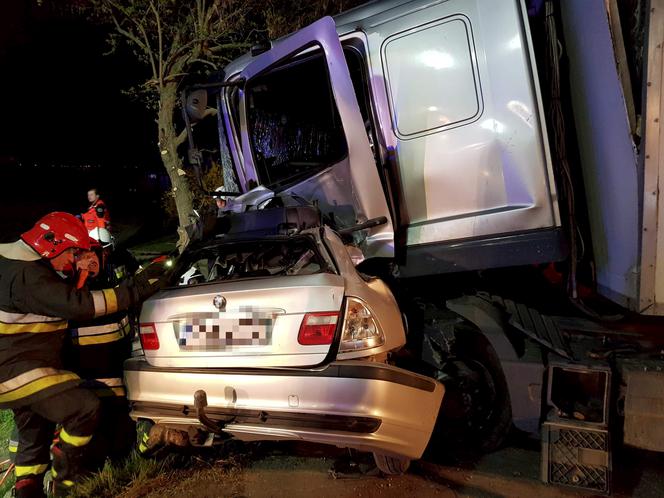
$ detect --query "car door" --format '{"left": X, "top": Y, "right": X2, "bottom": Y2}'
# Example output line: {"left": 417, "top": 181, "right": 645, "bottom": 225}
{"left": 231, "top": 16, "right": 395, "bottom": 259}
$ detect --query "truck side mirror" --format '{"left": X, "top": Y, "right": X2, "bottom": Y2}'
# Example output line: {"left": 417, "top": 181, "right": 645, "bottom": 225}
{"left": 185, "top": 89, "right": 208, "bottom": 123}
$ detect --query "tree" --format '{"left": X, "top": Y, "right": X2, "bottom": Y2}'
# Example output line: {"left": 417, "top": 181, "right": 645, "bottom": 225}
{"left": 92, "top": 0, "right": 254, "bottom": 230}
{"left": 91, "top": 0, "right": 366, "bottom": 233}
{"left": 263, "top": 0, "right": 365, "bottom": 38}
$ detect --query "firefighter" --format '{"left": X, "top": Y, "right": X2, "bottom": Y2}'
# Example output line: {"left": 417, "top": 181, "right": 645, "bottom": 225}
{"left": 81, "top": 188, "right": 111, "bottom": 234}
{"left": 0, "top": 212, "right": 167, "bottom": 498}
{"left": 63, "top": 228, "right": 139, "bottom": 470}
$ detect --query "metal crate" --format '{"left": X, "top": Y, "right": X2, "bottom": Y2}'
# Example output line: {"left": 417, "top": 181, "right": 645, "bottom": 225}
{"left": 542, "top": 421, "right": 611, "bottom": 494}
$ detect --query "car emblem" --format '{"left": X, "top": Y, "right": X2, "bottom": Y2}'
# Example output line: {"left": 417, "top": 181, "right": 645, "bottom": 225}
{"left": 213, "top": 295, "right": 227, "bottom": 311}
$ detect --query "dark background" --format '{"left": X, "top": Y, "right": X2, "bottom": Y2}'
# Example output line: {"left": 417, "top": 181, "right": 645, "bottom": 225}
{"left": 0, "top": 1, "right": 169, "bottom": 242}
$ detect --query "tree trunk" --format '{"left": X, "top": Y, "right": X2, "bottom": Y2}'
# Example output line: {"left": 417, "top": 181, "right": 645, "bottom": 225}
{"left": 158, "top": 83, "right": 193, "bottom": 228}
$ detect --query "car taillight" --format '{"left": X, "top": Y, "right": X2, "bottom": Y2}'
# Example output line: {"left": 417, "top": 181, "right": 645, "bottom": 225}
{"left": 298, "top": 312, "right": 339, "bottom": 345}
{"left": 339, "top": 297, "right": 384, "bottom": 352}
{"left": 139, "top": 323, "right": 160, "bottom": 350}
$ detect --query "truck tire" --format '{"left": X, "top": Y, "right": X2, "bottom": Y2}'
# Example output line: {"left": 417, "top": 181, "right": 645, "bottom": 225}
{"left": 433, "top": 325, "right": 512, "bottom": 455}
{"left": 372, "top": 452, "right": 411, "bottom": 475}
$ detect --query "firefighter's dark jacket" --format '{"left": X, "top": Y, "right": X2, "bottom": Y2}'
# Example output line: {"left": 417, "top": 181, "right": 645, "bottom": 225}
{"left": 0, "top": 242, "right": 148, "bottom": 409}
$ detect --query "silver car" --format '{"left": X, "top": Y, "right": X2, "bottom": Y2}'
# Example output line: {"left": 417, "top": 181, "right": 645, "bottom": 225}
{"left": 125, "top": 201, "right": 444, "bottom": 474}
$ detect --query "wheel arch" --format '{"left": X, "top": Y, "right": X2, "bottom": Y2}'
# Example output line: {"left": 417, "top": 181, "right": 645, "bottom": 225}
{"left": 446, "top": 294, "right": 545, "bottom": 435}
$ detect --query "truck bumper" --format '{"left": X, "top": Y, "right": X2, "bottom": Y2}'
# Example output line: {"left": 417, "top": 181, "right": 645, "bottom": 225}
{"left": 124, "top": 357, "right": 444, "bottom": 459}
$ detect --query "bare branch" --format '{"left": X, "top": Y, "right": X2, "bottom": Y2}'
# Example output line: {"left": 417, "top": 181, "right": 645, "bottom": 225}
{"left": 164, "top": 38, "right": 200, "bottom": 75}
{"left": 108, "top": 10, "right": 147, "bottom": 54}
{"left": 107, "top": 0, "right": 158, "bottom": 80}
{"left": 149, "top": 1, "right": 164, "bottom": 88}
{"left": 207, "top": 42, "right": 252, "bottom": 53}
{"left": 190, "top": 58, "right": 219, "bottom": 70}
{"left": 176, "top": 128, "right": 189, "bottom": 147}
{"left": 135, "top": 21, "right": 158, "bottom": 85}
{"left": 164, "top": 72, "right": 189, "bottom": 83}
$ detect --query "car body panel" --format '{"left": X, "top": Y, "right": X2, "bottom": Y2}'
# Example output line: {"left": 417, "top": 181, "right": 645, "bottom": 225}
{"left": 125, "top": 357, "right": 444, "bottom": 460}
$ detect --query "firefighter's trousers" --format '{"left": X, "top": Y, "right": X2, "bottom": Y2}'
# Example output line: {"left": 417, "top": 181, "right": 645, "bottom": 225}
{"left": 12, "top": 387, "right": 100, "bottom": 498}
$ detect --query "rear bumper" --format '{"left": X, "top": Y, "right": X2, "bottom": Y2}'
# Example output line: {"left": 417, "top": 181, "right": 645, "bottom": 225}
{"left": 124, "top": 357, "right": 444, "bottom": 459}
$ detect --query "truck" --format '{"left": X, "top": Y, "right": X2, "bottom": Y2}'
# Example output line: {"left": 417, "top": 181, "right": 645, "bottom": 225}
{"left": 127, "top": 0, "right": 664, "bottom": 493}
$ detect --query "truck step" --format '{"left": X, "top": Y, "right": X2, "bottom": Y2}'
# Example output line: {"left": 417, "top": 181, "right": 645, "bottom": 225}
{"left": 480, "top": 293, "right": 573, "bottom": 359}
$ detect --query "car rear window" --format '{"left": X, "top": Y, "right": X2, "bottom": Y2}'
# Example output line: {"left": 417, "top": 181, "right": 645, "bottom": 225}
{"left": 172, "top": 236, "right": 331, "bottom": 287}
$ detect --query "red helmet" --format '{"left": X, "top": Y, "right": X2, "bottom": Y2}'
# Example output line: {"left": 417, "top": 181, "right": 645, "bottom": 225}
{"left": 21, "top": 212, "right": 92, "bottom": 259}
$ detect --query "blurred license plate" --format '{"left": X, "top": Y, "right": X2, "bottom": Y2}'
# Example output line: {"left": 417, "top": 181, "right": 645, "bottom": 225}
{"left": 172, "top": 309, "right": 278, "bottom": 351}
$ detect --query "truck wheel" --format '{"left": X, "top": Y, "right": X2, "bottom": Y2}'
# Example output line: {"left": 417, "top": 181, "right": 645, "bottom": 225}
{"left": 434, "top": 326, "right": 512, "bottom": 455}
{"left": 372, "top": 452, "right": 411, "bottom": 475}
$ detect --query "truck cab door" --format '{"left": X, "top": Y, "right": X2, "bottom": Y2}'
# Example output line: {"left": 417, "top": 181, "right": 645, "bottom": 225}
{"left": 233, "top": 16, "right": 394, "bottom": 258}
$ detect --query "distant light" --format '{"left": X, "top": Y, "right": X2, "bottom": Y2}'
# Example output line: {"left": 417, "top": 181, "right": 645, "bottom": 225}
{"left": 418, "top": 50, "right": 454, "bottom": 70}
{"left": 165, "top": 259, "right": 174, "bottom": 268}
{"left": 427, "top": 106, "right": 438, "bottom": 112}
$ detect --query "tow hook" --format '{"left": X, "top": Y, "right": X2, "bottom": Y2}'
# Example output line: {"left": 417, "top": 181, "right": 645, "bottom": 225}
{"left": 194, "top": 389, "right": 234, "bottom": 434}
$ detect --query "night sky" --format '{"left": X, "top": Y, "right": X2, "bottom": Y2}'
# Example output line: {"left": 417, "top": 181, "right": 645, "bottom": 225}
{"left": 0, "top": 1, "right": 166, "bottom": 241}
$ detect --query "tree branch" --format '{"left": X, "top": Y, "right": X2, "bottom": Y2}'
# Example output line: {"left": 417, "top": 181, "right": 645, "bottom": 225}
{"left": 164, "top": 72, "right": 189, "bottom": 83}
{"left": 107, "top": 0, "right": 158, "bottom": 81}
{"left": 108, "top": 11, "right": 147, "bottom": 56}
{"left": 149, "top": 1, "right": 164, "bottom": 89}
{"left": 176, "top": 128, "right": 189, "bottom": 147}
{"left": 190, "top": 58, "right": 219, "bottom": 70}
{"left": 206, "top": 42, "right": 252, "bottom": 53}
{"left": 135, "top": 21, "right": 158, "bottom": 86}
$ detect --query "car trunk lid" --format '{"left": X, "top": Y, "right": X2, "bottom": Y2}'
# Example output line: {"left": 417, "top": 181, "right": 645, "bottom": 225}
{"left": 141, "top": 272, "right": 345, "bottom": 368}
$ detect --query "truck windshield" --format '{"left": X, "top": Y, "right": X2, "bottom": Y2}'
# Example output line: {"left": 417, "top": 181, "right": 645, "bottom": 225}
{"left": 241, "top": 48, "right": 348, "bottom": 188}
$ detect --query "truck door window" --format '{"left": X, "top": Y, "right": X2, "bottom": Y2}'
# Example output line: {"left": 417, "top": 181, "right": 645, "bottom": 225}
{"left": 245, "top": 47, "right": 348, "bottom": 188}
{"left": 382, "top": 16, "right": 482, "bottom": 138}
{"left": 187, "top": 92, "right": 241, "bottom": 193}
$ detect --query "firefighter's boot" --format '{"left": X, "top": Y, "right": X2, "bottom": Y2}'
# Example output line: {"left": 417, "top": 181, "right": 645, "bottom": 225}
{"left": 14, "top": 474, "right": 46, "bottom": 498}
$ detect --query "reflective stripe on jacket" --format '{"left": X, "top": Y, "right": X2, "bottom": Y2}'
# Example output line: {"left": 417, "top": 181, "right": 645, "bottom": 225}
{"left": 70, "top": 316, "right": 130, "bottom": 346}
{"left": 0, "top": 251, "right": 136, "bottom": 409}
{"left": 67, "top": 312, "right": 133, "bottom": 396}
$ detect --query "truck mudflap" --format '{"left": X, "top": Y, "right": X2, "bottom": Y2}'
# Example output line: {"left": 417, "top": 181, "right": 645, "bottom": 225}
{"left": 124, "top": 357, "right": 444, "bottom": 460}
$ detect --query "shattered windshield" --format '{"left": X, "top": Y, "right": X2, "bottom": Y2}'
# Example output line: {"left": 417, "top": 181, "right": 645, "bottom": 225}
{"left": 173, "top": 236, "right": 331, "bottom": 286}
{"left": 243, "top": 49, "right": 348, "bottom": 188}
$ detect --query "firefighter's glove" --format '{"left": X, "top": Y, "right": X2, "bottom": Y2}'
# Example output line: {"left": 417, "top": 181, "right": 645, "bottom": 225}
{"left": 76, "top": 250, "right": 100, "bottom": 277}
{"left": 132, "top": 260, "right": 173, "bottom": 302}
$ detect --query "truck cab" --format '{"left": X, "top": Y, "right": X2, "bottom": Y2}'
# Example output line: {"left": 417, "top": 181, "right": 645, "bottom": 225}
{"left": 201, "top": 0, "right": 562, "bottom": 274}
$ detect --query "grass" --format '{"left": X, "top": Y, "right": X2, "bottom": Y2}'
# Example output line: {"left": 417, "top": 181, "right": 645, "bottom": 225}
{"left": 0, "top": 410, "right": 186, "bottom": 498}
{"left": 0, "top": 410, "right": 15, "bottom": 497}
{"left": 69, "top": 452, "right": 186, "bottom": 498}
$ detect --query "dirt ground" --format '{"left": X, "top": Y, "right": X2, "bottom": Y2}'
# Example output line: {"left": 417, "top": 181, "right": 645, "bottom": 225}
{"left": 118, "top": 439, "right": 664, "bottom": 498}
